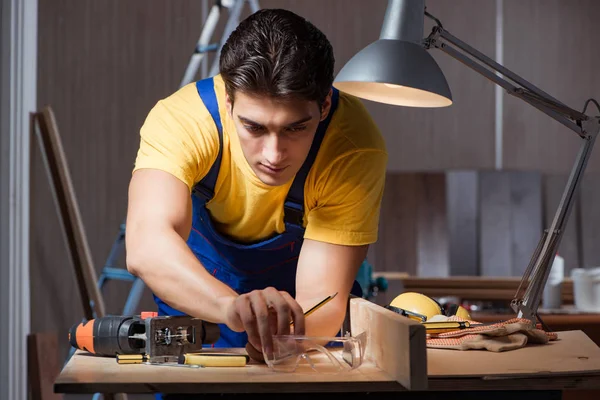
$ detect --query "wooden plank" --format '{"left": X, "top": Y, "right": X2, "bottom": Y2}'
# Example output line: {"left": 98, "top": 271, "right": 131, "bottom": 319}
{"left": 27, "top": 332, "right": 63, "bottom": 400}
{"left": 397, "top": 276, "right": 575, "bottom": 304}
{"left": 446, "top": 170, "right": 479, "bottom": 276}
{"left": 416, "top": 173, "right": 449, "bottom": 277}
{"left": 54, "top": 351, "right": 401, "bottom": 394}
{"left": 428, "top": 330, "right": 600, "bottom": 378}
{"left": 429, "top": 375, "right": 600, "bottom": 392}
{"left": 53, "top": 330, "right": 600, "bottom": 394}
{"left": 349, "top": 298, "right": 428, "bottom": 390}
{"left": 480, "top": 171, "right": 512, "bottom": 277}
{"left": 33, "top": 108, "right": 106, "bottom": 320}
{"left": 509, "top": 171, "right": 543, "bottom": 276}
{"left": 543, "top": 174, "right": 582, "bottom": 275}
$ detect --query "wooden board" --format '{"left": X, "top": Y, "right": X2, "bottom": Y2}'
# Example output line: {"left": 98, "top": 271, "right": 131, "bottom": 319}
{"left": 33, "top": 107, "right": 106, "bottom": 320}
{"left": 54, "top": 350, "right": 400, "bottom": 394}
{"left": 349, "top": 297, "right": 427, "bottom": 390}
{"left": 54, "top": 330, "right": 600, "bottom": 394}
{"left": 428, "top": 330, "right": 600, "bottom": 378}
{"left": 397, "top": 276, "right": 575, "bottom": 304}
{"left": 53, "top": 297, "right": 600, "bottom": 395}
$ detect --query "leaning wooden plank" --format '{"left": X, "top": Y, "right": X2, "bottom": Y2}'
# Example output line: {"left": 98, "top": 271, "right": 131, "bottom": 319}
{"left": 349, "top": 297, "right": 427, "bottom": 390}
{"left": 33, "top": 107, "right": 106, "bottom": 320}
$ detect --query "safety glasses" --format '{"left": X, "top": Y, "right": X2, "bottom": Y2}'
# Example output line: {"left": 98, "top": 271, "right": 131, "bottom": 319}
{"left": 263, "top": 331, "right": 367, "bottom": 373}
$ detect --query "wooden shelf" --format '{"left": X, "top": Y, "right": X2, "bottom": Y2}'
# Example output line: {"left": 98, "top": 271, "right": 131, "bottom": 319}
{"left": 374, "top": 275, "right": 575, "bottom": 304}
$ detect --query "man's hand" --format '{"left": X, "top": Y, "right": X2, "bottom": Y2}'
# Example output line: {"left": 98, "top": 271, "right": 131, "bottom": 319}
{"left": 245, "top": 342, "right": 264, "bottom": 363}
{"left": 224, "top": 287, "right": 305, "bottom": 359}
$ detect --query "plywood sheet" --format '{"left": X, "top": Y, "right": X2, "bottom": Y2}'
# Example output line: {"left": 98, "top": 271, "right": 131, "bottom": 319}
{"left": 428, "top": 330, "right": 600, "bottom": 378}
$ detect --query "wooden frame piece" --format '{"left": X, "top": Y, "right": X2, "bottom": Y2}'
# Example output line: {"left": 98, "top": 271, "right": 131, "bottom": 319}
{"left": 28, "top": 332, "right": 63, "bottom": 400}
{"left": 32, "top": 106, "right": 106, "bottom": 320}
{"left": 349, "top": 297, "right": 428, "bottom": 390}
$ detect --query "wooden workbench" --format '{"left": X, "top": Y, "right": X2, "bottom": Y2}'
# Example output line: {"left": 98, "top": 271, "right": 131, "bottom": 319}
{"left": 54, "top": 299, "right": 600, "bottom": 399}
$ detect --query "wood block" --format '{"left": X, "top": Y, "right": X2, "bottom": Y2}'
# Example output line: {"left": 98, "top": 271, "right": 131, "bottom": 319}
{"left": 28, "top": 332, "right": 63, "bottom": 400}
{"left": 349, "top": 297, "right": 427, "bottom": 390}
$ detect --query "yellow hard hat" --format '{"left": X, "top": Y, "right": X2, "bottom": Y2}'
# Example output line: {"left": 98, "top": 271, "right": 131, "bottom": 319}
{"left": 445, "top": 302, "right": 472, "bottom": 320}
{"left": 389, "top": 292, "right": 443, "bottom": 321}
{"left": 387, "top": 292, "right": 472, "bottom": 322}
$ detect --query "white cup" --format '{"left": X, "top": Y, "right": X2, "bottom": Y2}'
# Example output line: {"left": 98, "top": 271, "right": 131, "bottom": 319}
{"left": 571, "top": 267, "right": 600, "bottom": 312}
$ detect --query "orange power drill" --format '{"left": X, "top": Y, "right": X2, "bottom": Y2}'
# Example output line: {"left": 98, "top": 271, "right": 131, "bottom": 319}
{"left": 69, "top": 312, "right": 220, "bottom": 358}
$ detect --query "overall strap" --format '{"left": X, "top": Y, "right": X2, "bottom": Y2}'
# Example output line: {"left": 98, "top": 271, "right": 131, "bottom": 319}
{"left": 284, "top": 88, "right": 340, "bottom": 227}
{"left": 192, "top": 77, "right": 224, "bottom": 201}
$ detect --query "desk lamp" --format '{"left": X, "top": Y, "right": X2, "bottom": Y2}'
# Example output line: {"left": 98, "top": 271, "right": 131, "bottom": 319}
{"left": 334, "top": 0, "right": 600, "bottom": 326}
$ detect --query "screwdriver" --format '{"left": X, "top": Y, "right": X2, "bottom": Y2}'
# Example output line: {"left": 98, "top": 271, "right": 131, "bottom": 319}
{"left": 422, "top": 321, "right": 471, "bottom": 334}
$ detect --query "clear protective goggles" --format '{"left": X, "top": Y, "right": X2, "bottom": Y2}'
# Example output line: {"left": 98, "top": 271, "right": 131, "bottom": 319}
{"left": 263, "top": 331, "right": 367, "bottom": 373}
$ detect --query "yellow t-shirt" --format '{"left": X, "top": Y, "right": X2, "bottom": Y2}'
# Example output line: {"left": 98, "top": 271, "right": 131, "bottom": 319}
{"left": 133, "top": 75, "right": 388, "bottom": 245}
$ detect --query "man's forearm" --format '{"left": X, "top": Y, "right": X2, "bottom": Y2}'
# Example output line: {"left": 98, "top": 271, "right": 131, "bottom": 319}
{"left": 298, "top": 296, "right": 348, "bottom": 338}
{"left": 126, "top": 226, "right": 238, "bottom": 324}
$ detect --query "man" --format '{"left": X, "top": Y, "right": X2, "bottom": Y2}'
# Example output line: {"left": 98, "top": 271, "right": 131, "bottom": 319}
{"left": 126, "top": 8, "right": 387, "bottom": 361}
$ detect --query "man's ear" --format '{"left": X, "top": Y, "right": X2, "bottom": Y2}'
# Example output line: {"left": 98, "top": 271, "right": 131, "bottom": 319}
{"left": 225, "top": 93, "right": 234, "bottom": 117}
{"left": 320, "top": 89, "right": 333, "bottom": 121}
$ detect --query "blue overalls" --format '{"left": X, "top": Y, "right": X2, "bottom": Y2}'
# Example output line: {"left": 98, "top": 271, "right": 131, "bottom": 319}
{"left": 152, "top": 77, "right": 362, "bottom": 349}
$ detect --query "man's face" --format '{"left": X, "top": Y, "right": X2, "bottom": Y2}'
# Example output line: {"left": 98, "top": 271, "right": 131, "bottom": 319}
{"left": 227, "top": 90, "right": 331, "bottom": 186}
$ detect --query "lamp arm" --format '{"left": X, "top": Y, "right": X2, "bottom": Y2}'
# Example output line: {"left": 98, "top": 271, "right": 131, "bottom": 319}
{"left": 423, "top": 13, "right": 600, "bottom": 324}
{"left": 514, "top": 130, "right": 597, "bottom": 323}
{"left": 423, "top": 20, "right": 587, "bottom": 135}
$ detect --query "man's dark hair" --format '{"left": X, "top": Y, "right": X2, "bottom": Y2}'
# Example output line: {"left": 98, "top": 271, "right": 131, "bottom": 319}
{"left": 219, "top": 8, "right": 334, "bottom": 108}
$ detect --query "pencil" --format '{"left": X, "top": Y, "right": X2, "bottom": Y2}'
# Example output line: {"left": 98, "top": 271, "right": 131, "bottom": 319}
{"left": 290, "top": 292, "right": 338, "bottom": 325}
